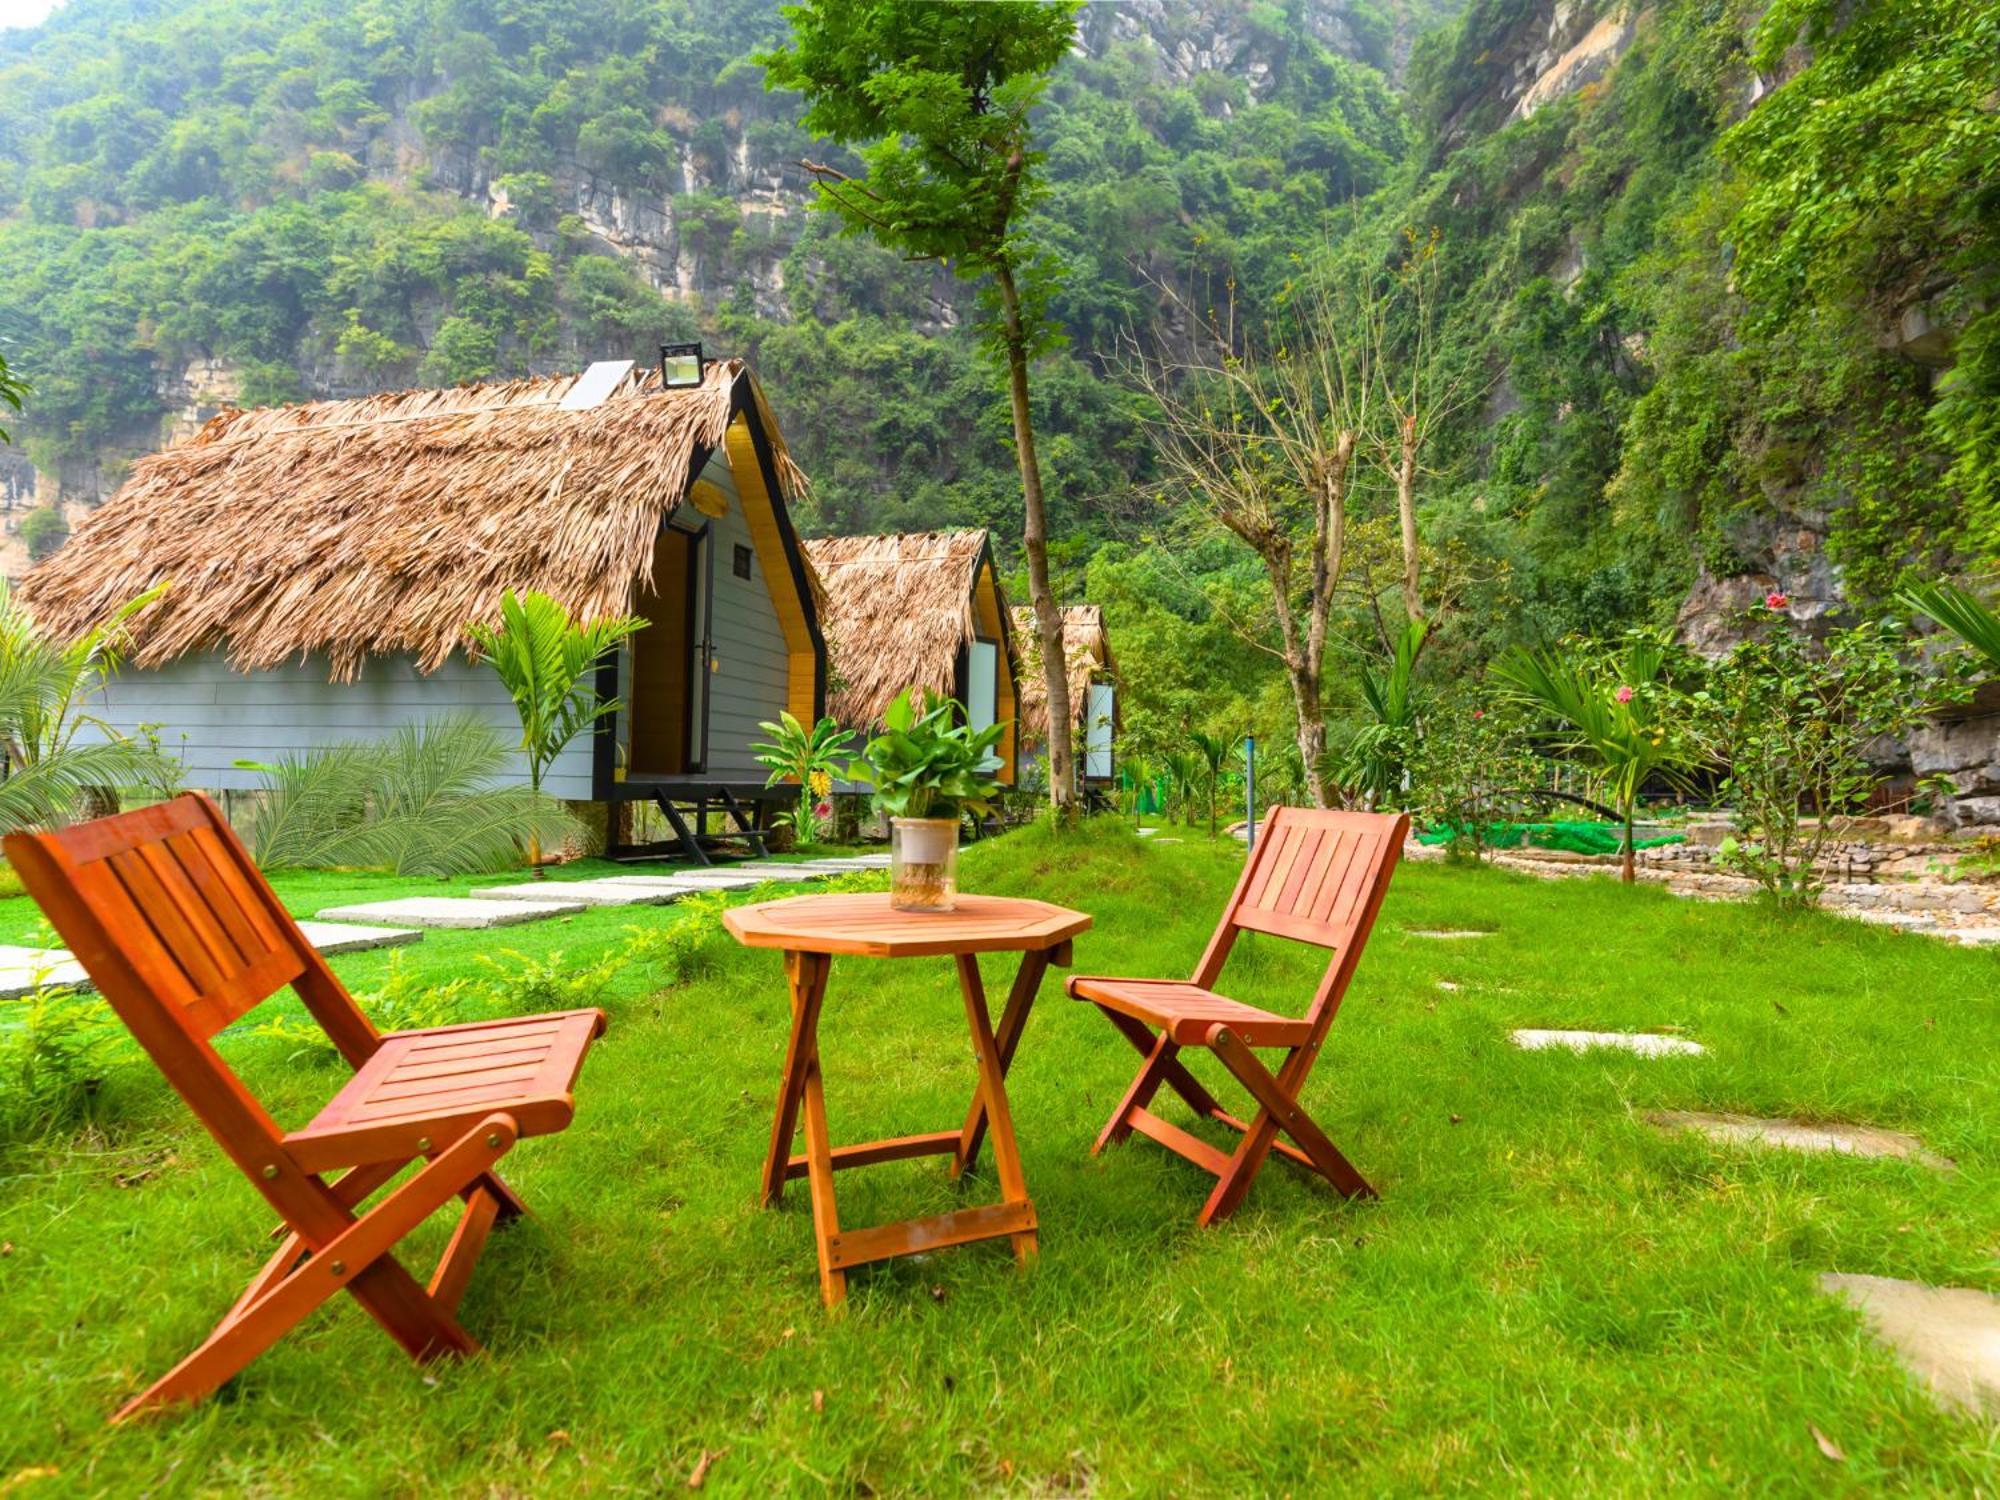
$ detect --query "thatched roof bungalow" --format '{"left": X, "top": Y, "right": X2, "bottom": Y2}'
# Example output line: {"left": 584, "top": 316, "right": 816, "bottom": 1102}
{"left": 801, "top": 529, "right": 1019, "bottom": 782}
{"left": 1012, "top": 604, "right": 1119, "bottom": 784}
{"left": 23, "top": 358, "right": 827, "bottom": 837}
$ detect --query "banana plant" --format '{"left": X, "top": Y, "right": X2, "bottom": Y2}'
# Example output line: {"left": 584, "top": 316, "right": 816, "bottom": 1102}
{"left": 751, "top": 711, "right": 855, "bottom": 844}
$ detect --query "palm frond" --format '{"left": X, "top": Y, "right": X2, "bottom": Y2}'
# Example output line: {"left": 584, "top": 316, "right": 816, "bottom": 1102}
{"left": 1901, "top": 581, "right": 2000, "bottom": 671}
{"left": 0, "top": 741, "right": 172, "bottom": 833}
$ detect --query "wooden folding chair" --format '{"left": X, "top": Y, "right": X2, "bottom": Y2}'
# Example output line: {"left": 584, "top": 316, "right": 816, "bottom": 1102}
{"left": 3, "top": 793, "right": 607, "bottom": 1422}
{"left": 1067, "top": 806, "right": 1408, "bottom": 1225}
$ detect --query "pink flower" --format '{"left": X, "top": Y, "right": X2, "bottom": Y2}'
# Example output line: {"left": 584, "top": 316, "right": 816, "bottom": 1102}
{"left": 1614, "top": 685, "right": 1634, "bottom": 704}
{"left": 1472, "top": 709, "right": 1484, "bottom": 720}
{"left": 1765, "top": 591, "right": 1789, "bottom": 610}
{"left": 815, "top": 801, "right": 831, "bottom": 818}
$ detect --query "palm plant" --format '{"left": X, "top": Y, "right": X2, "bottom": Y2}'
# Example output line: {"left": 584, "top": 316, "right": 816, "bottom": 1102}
{"left": 1340, "top": 619, "right": 1426, "bottom": 807}
{"left": 0, "top": 580, "right": 174, "bottom": 832}
{"left": 1900, "top": 581, "right": 2000, "bottom": 670}
{"left": 466, "top": 590, "right": 643, "bottom": 871}
{"left": 751, "top": 711, "right": 855, "bottom": 844}
{"left": 1189, "top": 730, "right": 1232, "bottom": 838}
{"left": 1492, "top": 632, "right": 1700, "bottom": 883}
{"left": 239, "top": 715, "right": 576, "bottom": 876}
{"left": 1163, "top": 748, "right": 1203, "bottom": 827}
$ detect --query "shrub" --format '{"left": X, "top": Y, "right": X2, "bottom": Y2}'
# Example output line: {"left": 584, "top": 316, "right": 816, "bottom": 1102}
{"left": 1409, "top": 693, "right": 1539, "bottom": 861}
{"left": 623, "top": 895, "right": 729, "bottom": 986}
{"left": 476, "top": 946, "right": 626, "bottom": 1014}
{"left": 1693, "top": 611, "right": 1950, "bottom": 907}
{"left": 0, "top": 975, "right": 121, "bottom": 1142}
{"left": 251, "top": 955, "right": 484, "bottom": 1059}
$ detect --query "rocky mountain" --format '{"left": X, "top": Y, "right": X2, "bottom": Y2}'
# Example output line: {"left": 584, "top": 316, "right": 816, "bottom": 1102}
{"left": 0, "top": 0, "right": 1455, "bottom": 573}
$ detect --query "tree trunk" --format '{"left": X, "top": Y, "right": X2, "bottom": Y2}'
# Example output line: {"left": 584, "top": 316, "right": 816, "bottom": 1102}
{"left": 1621, "top": 803, "right": 1636, "bottom": 884}
{"left": 1397, "top": 413, "right": 1424, "bottom": 623}
{"left": 994, "top": 262, "right": 1075, "bottom": 816}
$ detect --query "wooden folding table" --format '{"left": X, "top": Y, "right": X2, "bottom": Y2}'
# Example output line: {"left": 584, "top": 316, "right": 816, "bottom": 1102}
{"left": 723, "top": 891, "right": 1091, "bottom": 1306}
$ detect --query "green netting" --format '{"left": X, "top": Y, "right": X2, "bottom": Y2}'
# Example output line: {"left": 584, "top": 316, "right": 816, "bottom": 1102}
{"left": 1417, "top": 820, "right": 1687, "bottom": 855}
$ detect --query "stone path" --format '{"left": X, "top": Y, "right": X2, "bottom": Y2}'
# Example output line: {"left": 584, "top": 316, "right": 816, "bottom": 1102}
{"left": 1646, "top": 1110, "right": 1954, "bottom": 1170}
{"left": 599, "top": 872, "right": 772, "bottom": 893}
{"left": 1818, "top": 1274, "right": 2000, "bottom": 1417}
{"left": 803, "top": 855, "right": 891, "bottom": 870}
{"left": 0, "top": 920, "right": 423, "bottom": 997}
{"left": 0, "top": 945, "right": 91, "bottom": 998}
{"left": 1512, "top": 1029, "right": 1706, "bottom": 1058}
{"left": 316, "top": 896, "right": 587, "bottom": 929}
{"left": 719, "top": 862, "right": 839, "bottom": 880}
{"left": 293, "top": 920, "right": 424, "bottom": 956}
{"left": 471, "top": 881, "right": 684, "bottom": 907}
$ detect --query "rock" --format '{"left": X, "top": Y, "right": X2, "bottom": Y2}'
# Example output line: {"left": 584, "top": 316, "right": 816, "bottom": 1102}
{"left": 292, "top": 920, "right": 424, "bottom": 955}
{"left": 1818, "top": 1274, "right": 2000, "bottom": 1416}
{"left": 470, "top": 881, "right": 684, "bottom": 907}
{"left": 315, "top": 897, "right": 587, "bottom": 929}
{"left": 1646, "top": 1111, "right": 1953, "bottom": 1170}
{"left": 1512, "top": 1029, "right": 1706, "bottom": 1058}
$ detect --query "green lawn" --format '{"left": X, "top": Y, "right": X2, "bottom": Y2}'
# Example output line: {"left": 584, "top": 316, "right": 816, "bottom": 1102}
{"left": 1, "top": 820, "right": 1996, "bottom": 1494}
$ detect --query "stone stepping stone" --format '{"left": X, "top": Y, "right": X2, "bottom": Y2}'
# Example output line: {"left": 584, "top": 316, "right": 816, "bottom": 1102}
{"left": 1513, "top": 1029, "right": 1705, "bottom": 1058}
{"left": 802, "top": 855, "right": 892, "bottom": 870}
{"left": 470, "top": 881, "right": 682, "bottom": 907}
{"left": 1406, "top": 928, "right": 1495, "bottom": 940}
{"left": 293, "top": 920, "right": 423, "bottom": 956}
{"left": 1848, "top": 911, "right": 1941, "bottom": 933}
{"left": 1647, "top": 1110, "right": 1954, "bottom": 1170}
{"left": 1945, "top": 928, "right": 2000, "bottom": 946}
{"left": 713, "top": 863, "right": 831, "bottom": 880}
{"left": 317, "top": 896, "right": 586, "bottom": 930}
{"left": 1819, "top": 1274, "right": 2000, "bottom": 1416}
{"left": 0, "top": 944, "right": 92, "bottom": 998}
{"left": 598, "top": 872, "right": 768, "bottom": 893}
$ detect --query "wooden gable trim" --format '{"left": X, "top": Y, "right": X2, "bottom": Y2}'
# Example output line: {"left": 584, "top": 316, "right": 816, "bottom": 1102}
{"left": 725, "top": 375, "right": 826, "bottom": 728}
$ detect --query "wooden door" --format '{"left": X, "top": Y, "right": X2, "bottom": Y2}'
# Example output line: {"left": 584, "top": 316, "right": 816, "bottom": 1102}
{"left": 629, "top": 525, "right": 710, "bottom": 776}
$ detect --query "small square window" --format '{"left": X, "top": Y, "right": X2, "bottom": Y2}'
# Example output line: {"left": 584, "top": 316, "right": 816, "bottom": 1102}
{"left": 733, "top": 544, "right": 753, "bottom": 580}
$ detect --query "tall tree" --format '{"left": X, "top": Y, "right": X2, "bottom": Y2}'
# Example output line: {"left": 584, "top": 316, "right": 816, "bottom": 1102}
{"left": 760, "top": 0, "right": 1084, "bottom": 814}
{"left": 1128, "top": 268, "right": 1380, "bottom": 807}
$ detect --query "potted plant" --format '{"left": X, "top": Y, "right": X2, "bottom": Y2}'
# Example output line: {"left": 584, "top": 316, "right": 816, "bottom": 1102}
{"left": 849, "top": 689, "right": 1004, "bottom": 912}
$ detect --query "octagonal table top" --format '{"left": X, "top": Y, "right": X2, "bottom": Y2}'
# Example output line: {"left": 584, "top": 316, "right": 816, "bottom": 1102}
{"left": 722, "top": 892, "right": 1091, "bottom": 959}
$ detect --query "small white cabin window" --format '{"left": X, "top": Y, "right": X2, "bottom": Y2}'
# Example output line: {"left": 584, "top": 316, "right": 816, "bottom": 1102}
{"left": 967, "top": 639, "right": 999, "bottom": 733}
{"left": 1085, "top": 681, "right": 1114, "bottom": 779}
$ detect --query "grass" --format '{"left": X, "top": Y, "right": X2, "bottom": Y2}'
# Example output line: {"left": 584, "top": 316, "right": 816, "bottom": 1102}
{"left": 1, "top": 818, "right": 1997, "bottom": 1494}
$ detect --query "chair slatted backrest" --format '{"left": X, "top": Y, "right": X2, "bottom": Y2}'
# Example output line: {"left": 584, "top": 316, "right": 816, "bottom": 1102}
{"left": 4, "top": 795, "right": 382, "bottom": 1159}
{"left": 1193, "top": 806, "right": 1409, "bottom": 1014}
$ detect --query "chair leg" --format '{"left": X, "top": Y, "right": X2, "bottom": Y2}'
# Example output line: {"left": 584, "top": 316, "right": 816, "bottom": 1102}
{"left": 113, "top": 1116, "right": 518, "bottom": 1424}
{"left": 1207, "top": 1026, "right": 1374, "bottom": 1200}
{"left": 1092, "top": 1006, "right": 1224, "bottom": 1153}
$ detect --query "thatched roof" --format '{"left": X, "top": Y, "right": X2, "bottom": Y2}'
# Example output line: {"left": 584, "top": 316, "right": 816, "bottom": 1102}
{"left": 1012, "top": 604, "right": 1115, "bottom": 741}
{"left": 802, "top": 530, "right": 1000, "bottom": 728}
{"left": 21, "top": 359, "right": 806, "bottom": 680}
